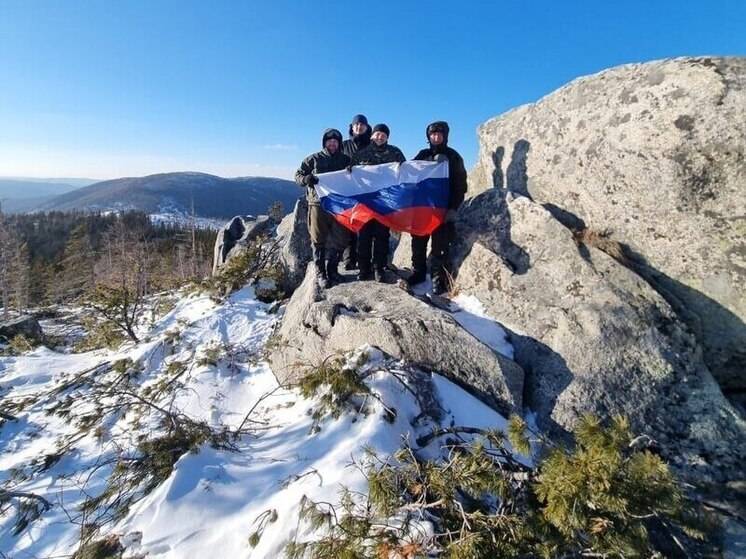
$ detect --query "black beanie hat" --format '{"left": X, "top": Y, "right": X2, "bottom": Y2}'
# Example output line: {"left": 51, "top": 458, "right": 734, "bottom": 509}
{"left": 351, "top": 114, "right": 368, "bottom": 126}
{"left": 372, "top": 123, "right": 390, "bottom": 138}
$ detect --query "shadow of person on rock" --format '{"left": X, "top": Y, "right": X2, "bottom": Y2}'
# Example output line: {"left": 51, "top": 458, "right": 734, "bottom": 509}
{"left": 490, "top": 146, "right": 505, "bottom": 189}
{"left": 506, "top": 139, "right": 531, "bottom": 198}
{"left": 450, "top": 140, "right": 536, "bottom": 278}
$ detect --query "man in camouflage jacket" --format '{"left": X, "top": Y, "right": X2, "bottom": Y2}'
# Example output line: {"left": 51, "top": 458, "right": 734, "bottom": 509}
{"left": 295, "top": 128, "right": 351, "bottom": 288}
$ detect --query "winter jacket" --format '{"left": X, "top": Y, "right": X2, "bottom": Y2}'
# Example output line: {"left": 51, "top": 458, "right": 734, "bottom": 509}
{"left": 342, "top": 123, "right": 372, "bottom": 159}
{"left": 295, "top": 129, "right": 351, "bottom": 205}
{"left": 351, "top": 142, "right": 406, "bottom": 166}
{"left": 413, "top": 146, "right": 467, "bottom": 210}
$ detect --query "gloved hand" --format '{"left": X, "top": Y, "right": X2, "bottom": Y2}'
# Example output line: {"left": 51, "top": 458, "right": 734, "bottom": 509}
{"left": 304, "top": 174, "right": 319, "bottom": 186}
{"left": 434, "top": 153, "right": 448, "bottom": 163}
{"left": 445, "top": 209, "right": 458, "bottom": 223}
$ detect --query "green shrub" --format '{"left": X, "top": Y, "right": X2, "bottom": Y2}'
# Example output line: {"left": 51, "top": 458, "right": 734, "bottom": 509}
{"left": 71, "top": 535, "right": 123, "bottom": 559}
{"left": 80, "top": 422, "right": 215, "bottom": 524}
{"left": 208, "top": 234, "right": 281, "bottom": 297}
{"left": 535, "top": 415, "right": 682, "bottom": 557}
{"left": 296, "top": 356, "right": 379, "bottom": 433}
{"left": 0, "top": 334, "right": 39, "bottom": 355}
{"left": 74, "top": 317, "right": 126, "bottom": 352}
{"left": 286, "top": 414, "right": 689, "bottom": 559}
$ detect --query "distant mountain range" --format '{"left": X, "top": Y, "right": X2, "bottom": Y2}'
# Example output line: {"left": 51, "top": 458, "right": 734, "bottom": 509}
{"left": 3, "top": 172, "right": 300, "bottom": 219}
{"left": 0, "top": 177, "right": 98, "bottom": 213}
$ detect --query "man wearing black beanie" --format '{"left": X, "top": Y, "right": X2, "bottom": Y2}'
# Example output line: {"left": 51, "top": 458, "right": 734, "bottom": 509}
{"left": 341, "top": 114, "right": 372, "bottom": 271}
{"left": 351, "top": 123, "right": 405, "bottom": 282}
{"left": 408, "top": 120, "right": 468, "bottom": 295}
{"left": 342, "top": 114, "right": 371, "bottom": 159}
{"left": 294, "top": 128, "right": 351, "bottom": 289}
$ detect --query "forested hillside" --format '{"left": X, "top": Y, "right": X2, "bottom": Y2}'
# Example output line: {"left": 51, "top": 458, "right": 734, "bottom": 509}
{"left": 0, "top": 210, "right": 216, "bottom": 314}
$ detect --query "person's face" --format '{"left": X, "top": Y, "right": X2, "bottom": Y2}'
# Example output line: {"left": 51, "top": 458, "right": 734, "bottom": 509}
{"left": 325, "top": 138, "right": 339, "bottom": 153}
{"left": 352, "top": 122, "right": 368, "bottom": 136}
{"left": 429, "top": 131, "right": 445, "bottom": 145}
{"left": 371, "top": 131, "right": 388, "bottom": 146}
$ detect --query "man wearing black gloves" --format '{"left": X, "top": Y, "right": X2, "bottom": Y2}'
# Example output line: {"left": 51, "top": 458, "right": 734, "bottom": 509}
{"left": 340, "top": 114, "right": 371, "bottom": 271}
{"left": 351, "top": 123, "right": 406, "bottom": 282}
{"left": 295, "top": 128, "right": 351, "bottom": 288}
{"left": 408, "top": 121, "right": 468, "bottom": 295}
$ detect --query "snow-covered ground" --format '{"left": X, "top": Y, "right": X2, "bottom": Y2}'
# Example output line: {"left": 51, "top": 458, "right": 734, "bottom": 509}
{"left": 0, "top": 285, "right": 522, "bottom": 558}
{"left": 149, "top": 201, "right": 230, "bottom": 230}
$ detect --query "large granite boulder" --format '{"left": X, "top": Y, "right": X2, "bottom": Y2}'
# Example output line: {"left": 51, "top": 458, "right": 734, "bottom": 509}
{"left": 212, "top": 215, "right": 273, "bottom": 275}
{"left": 268, "top": 268, "right": 524, "bottom": 417}
{"left": 450, "top": 188, "right": 745, "bottom": 483}
{"left": 0, "top": 315, "right": 43, "bottom": 343}
{"left": 470, "top": 56, "right": 746, "bottom": 395}
{"left": 276, "top": 198, "right": 312, "bottom": 291}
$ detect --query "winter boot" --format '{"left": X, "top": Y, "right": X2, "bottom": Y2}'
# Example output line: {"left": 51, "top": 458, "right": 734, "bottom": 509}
{"left": 326, "top": 249, "right": 344, "bottom": 286}
{"left": 431, "top": 269, "right": 449, "bottom": 295}
{"left": 343, "top": 237, "right": 358, "bottom": 271}
{"left": 406, "top": 268, "right": 427, "bottom": 287}
{"left": 357, "top": 266, "right": 373, "bottom": 281}
{"left": 312, "top": 244, "right": 327, "bottom": 288}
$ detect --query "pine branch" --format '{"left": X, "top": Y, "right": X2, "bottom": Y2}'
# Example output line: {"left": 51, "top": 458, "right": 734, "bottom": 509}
{"left": 0, "top": 489, "right": 53, "bottom": 509}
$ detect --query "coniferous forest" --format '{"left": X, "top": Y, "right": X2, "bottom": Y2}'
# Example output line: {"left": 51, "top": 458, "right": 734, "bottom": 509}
{"left": 0, "top": 209, "right": 216, "bottom": 314}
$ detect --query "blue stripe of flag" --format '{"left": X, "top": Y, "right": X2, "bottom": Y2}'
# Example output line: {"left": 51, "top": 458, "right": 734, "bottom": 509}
{"left": 319, "top": 177, "right": 449, "bottom": 216}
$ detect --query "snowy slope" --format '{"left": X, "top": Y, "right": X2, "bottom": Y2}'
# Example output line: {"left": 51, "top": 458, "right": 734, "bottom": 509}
{"left": 0, "top": 286, "right": 521, "bottom": 558}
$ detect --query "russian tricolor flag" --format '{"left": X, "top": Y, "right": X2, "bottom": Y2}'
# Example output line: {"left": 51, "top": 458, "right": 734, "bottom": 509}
{"left": 315, "top": 160, "right": 449, "bottom": 236}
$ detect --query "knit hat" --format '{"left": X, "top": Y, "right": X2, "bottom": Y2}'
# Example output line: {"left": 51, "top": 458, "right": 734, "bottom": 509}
{"left": 351, "top": 114, "right": 369, "bottom": 126}
{"left": 372, "top": 123, "right": 390, "bottom": 138}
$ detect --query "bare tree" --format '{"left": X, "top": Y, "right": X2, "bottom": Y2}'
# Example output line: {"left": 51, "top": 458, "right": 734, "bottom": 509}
{"left": 0, "top": 205, "right": 16, "bottom": 319}
{"left": 9, "top": 242, "right": 30, "bottom": 313}
{"left": 89, "top": 218, "right": 152, "bottom": 342}
{"left": 57, "top": 223, "right": 95, "bottom": 303}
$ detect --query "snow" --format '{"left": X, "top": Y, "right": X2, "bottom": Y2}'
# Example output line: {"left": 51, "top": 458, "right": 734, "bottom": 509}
{"left": 149, "top": 201, "right": 227, "bottom": 230}
{"left": 0, "top": 285, "right": 522, "bottom": 558}
{"left": 408, "top": 275, "right": 514, "bottom": 359}
{"left": 451, "top": 294, "right": 514, "bottom": 359}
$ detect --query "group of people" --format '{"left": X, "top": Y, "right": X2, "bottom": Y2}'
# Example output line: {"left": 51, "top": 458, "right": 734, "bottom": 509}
{"left": 294, "top": 114, "right": 468, "bottom": 295}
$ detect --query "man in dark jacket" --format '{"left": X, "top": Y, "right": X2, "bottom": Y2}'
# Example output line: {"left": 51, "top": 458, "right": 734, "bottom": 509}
{"left": 295, "top": 128, "right": 351, "bottom": 288}
{"left": 342, "top": 114, "right": 372, "bottom": 159}
{"left": 351, "top": 123, "right": 406, "bottom": 282}
{"left": 408, "top": 121, "right": 468, "bottom": 295}
{"left": 341, "top": 114, "right": 371, "bottom": 271}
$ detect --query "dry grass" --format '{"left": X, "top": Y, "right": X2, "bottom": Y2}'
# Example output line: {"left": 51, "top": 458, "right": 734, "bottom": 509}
{"left": 573, "top": 228, "right": 632, "bottom": 266}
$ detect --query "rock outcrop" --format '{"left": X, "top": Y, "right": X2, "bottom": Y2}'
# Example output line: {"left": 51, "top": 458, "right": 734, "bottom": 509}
{"left": 212, "top": 215, "right": 273, "bottom": 274}
{"left": 0, "top": 315, "right": 43, "bottom": 343}
{"left": 275, "top": 198, "right": 312, "bottom": 291}
{"left": 447, "top": 188, "right": 745, "bottom": 483}
{"left": 470, "top": 57, "right": 746, "bottom": 395}
{"left": 268, "top": 268, "right": 524, "bottom": 417}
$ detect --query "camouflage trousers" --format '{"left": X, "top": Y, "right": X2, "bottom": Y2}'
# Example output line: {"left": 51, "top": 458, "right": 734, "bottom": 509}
{"left": 307, "top": 204, "right": 350, "bottom": 251}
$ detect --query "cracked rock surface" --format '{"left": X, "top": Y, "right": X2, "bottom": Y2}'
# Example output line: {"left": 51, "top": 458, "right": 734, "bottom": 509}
{"left": 470, "top": 56, "right": 746, "bottom": 394}
{"left": 268, "top": 267, "right": 524, "bottom": 416}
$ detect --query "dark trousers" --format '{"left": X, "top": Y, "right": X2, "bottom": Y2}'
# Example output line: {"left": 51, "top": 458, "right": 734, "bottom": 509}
{"left": 411, "top": 222, "right": 454, "bottom": 288}
{"left": 343, "top": 234, "right": 358, "bottom": 266}
{"left": 358, "top": 220, "right": 390, "bottom": 273}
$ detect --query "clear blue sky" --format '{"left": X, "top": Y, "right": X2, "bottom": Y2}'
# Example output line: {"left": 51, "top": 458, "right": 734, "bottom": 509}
{"left": 1, "top": 1, "right": 744, "bottom": 180}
